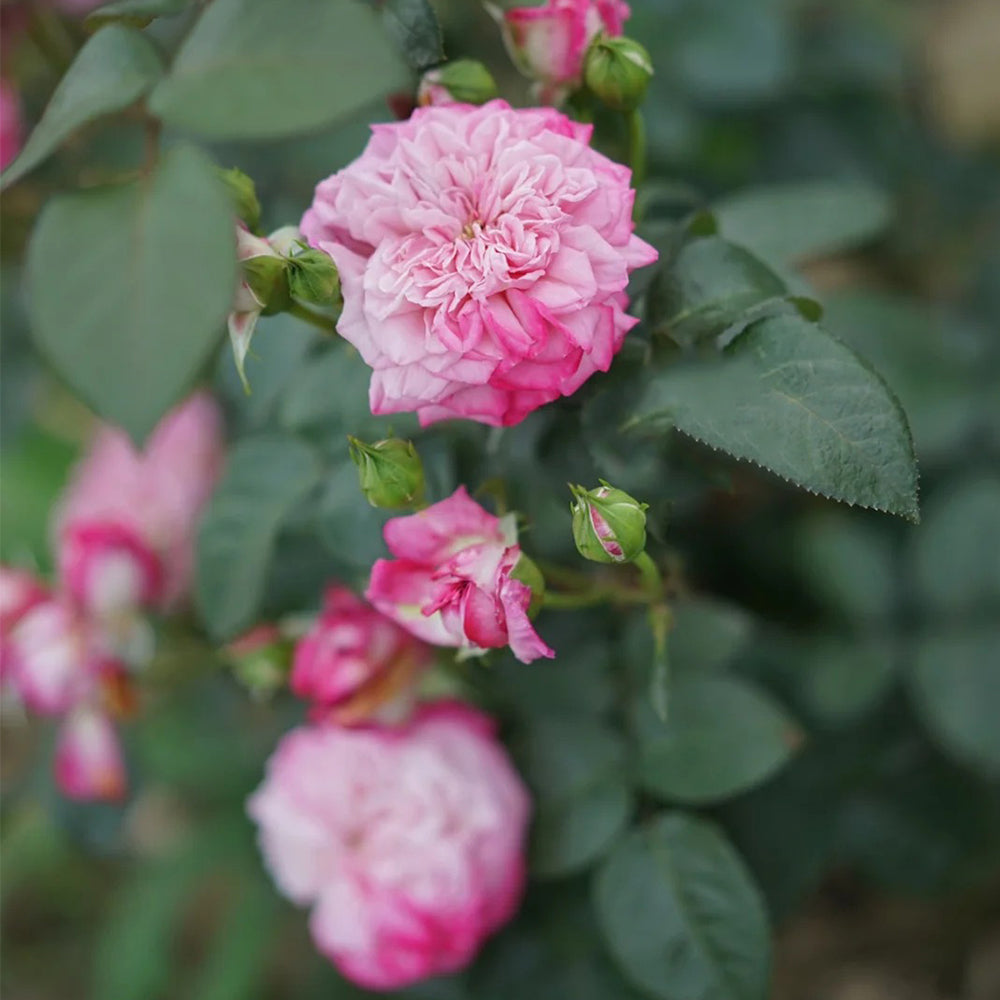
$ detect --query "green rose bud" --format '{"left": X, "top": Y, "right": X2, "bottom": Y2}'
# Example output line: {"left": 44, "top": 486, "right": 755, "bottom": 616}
{"left": 509, "top": 552, "right": 545, "bottom": 618}
{"left": 218, "top": 166, "right": 262, "bottom": 232}
{"left": 570, "top": 481, "right": 648, "bottom": 564}
{"left": 348, "top": 437, "right": 426, "bottom": 509}
{"left": 241, "top": 252, "right": 290, "bottom": 316}
{"left": 223, "top": 625, "right": 291, "bottom": 701}
{"left": 418, "top": 60, "right": 499, "bottom": 106}
{"left": 289, "top": 247, "right": 342, "bottom": 308}
{"left": 583, "top": 35, "right": 653, "bottom": 112}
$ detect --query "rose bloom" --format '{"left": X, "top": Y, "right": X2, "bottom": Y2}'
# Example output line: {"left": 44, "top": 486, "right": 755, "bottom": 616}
{"left": 301, "top": 100, "right": 656, "bottom": 427}
{"left": 55, "top": 392, "right": 224, "bottom": 614}
{"left": 367, "top": 487, "right": 553, "bottom": 664}
{"left": 291, "top": 586, "right": 433, "bottom": 725}
{"left": 496, "top": 0, "right": 631, "bottom": 102}
{"left": 247, "top": 702, "right": 530, "bottom": 990}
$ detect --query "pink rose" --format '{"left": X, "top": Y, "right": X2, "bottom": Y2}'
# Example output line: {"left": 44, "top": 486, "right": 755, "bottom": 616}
{"left": 367, "top": 487, "right": 553, "bottom": 664}
{"left": 290, "top": 586, "right": 433, "bottom": 725}
{"left": 495, "top": 0, "right": 631, "bottom": 103}
{"left": 247, "top": 701, "right": 530, "bottom": 990}
{"left": 0, "top": 566, "right": 48, "bottom": 685}
{"left": 0, "top": 79, "right": 23, "bottom": 171}
{"left": 301, "top": 100, "right": 657, "bottom": 427}
{"left": 54, "top": 705, "right": 127, "bottom": 802}
{"left": 5, "top": 598, "right": 105, "bottom": 715}
{"left": 55, "top": 392, "right": 224, "bottom": 611}
{"left": 59, "top": 521, "right": 164, "bottom": 617}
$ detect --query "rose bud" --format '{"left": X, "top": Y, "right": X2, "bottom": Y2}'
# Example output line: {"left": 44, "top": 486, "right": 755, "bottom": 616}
{"left": 217, "top": 166, "right": 262, "bottom": 232}
{"left": 290, "top": 587, "right": 432, "bottom": 726}
{"left": 348, "top": 437, "right": 426, "bottom": 510}
{"left": 584, "top": 33, "right": 653, "bottom": 111}
{"left": 570, "top": 481, "right": 648, "bottom": 563}
{"left": 288, "top": 246, "right": 341, "bottom": 308}
{"left": 417, "top": 60, "right": 499, "bottom": 107}
{"left": 229, "top": 225, "right": 292, "bottom": 390}
{"left": 490, "top": 0, "right": 632, "bottom": 104}
{"left": 224, "top": 625, "right": 291, "bottom": 700}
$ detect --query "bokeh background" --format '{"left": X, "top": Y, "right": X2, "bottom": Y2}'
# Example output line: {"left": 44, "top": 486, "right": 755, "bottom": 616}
{"left": 2, "top": 0, "right": 999, "bottom": 998}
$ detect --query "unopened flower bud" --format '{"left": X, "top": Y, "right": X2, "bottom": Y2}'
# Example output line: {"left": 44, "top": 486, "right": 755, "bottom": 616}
{"left": 289, "top": 247, "right": 341, "bottom": 308}
{"left": 418, "top": 60, "right": 498, "bottom": 107}
{"left": 570, "top": 481, "right": 648, "bottom": 564}
{"left": 510, "top": 552, "right": 545, "bottom": 618}
{"left": 584, "top": 35, "right": 653, "bottom": 111}
{"left": 348, "top": 437, "right": 425, "bottom": 509}
{"left": 218, "top": 166, "right": 261, "bottom": 232}
{"left": 223, "top": 625, "right": 291, "bottom": 700}
{"left": 242, "top": 253, "right": 290, "bottom": 315}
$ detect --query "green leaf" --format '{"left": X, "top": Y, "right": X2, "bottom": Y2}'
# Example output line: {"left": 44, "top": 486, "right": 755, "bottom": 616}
{"left": 0, "top": 429, "right": 78, "bottom": 569}
{"left": 1, "top": 25, "right": 162, "bottom": 188}
{"left": 189, "top": 882, "right": 277, "bottom": 1000}
{"left": 792, "top": 635, "right": 895, "bottom": 725}
{"left": 713, "top": 180, "right": 892, "bottom": 265}
{"left": 631, "top": 313, "right": 919, "bottom": 519}
{"left": 317, "top": 459, "right": 393, "bottom": 570}
{"left": 514, "top": 718, "right": 631, "bottom": 879}
{"left": 646, "top": 236, "right": 787, "bottom": 348}
{"left": 380, "top": 0, "right": 444, "bottom": 71}
{"left": 635, "top": 674, "right": 802, "bottom": 804}
{"left": 93, "top": 828, "right": 238, "bottom": 1000}
{"left": 149, "top": 0, "right": 408, "bottom": 139}
{"left": 912, "top": 475, "right": 1000, "bottom": 616}
{"left": 196, "top": 435, "right": 322, "bottom": 639}
{"left": 594, "top": 813, "right": 771, "bottom": 1000}
{"left": 794, "top": 512, "right": 896, "bottom": 622}
{"left": 27, "top": 145, "right": 235, "bottom": 442}
{"left": 909, "top": 628, "right": 1000, "bottom": 776}
{"left": 85, "top": 0, "right": 192, "bottom": 30}
{"left": 668, "top": 598, "right": 754, "bottom": 672}
{"left": 278, "top": 344, "right": 405, "bottom": 438}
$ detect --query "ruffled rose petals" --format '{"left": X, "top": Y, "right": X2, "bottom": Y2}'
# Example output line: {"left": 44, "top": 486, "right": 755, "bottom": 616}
{"left": 301, "top": 99, "right": 656, "bottom": 427}
{"left": 367, "top": 487, "right": 553, "bottom": 664}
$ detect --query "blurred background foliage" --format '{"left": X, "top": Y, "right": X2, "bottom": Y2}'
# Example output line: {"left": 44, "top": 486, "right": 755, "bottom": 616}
{"left": 2, "top": 0, "right": 999, "bottom": 998}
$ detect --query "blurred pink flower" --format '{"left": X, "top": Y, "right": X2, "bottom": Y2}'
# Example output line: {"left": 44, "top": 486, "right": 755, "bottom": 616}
{"left": 5, "top": 597, "right": 105, "bottom": 715}
{"left": 494, "top": 0, "right": 631, "bottom": 103}
{"left": 59, "top": 521, "right": 165, "bottom": 618}
{"left": 0, "top": 566, "right": 48, "bottom": 685}
{"left": 247, "top": 701, "right": 530, "bottom": 990}
{"left": 301, "top": 100, "right": 656, "bottom": 427}
{"left": 54, "top": 704, "right": 127, "bottom": 802}
{"left": 290, "top": 586, "right": 433, "bottom": 725}
{"left": 0, "top": 79, "right": 23, "bottom": 171}
{"left": 55, "top": 392, "right": 224, "bottom": 612}
{"left": 367, "top": 487, "right": 553, "bottom": 664}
